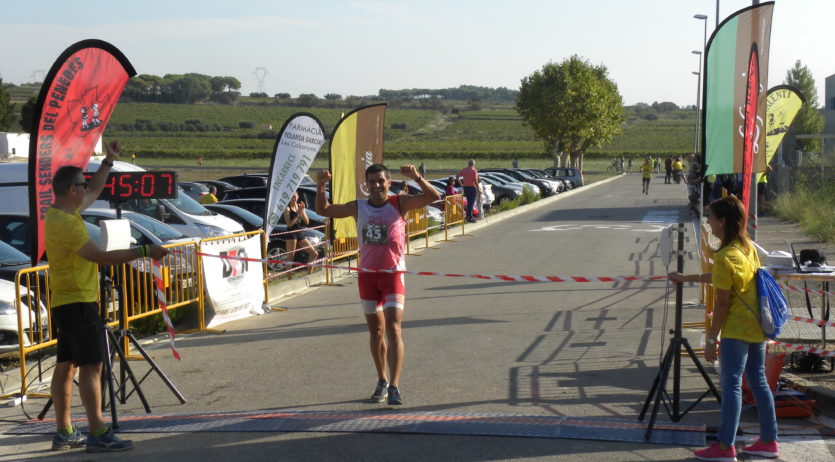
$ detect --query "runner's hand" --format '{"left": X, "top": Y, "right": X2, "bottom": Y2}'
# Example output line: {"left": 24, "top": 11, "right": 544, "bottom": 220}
{"left": 316, "top": 169, "right": 332, "bottom": 185}
{"left": 105, "top": 141, "right": 121, "bottom": 161}
{"left": 400, "top": 165, "right": 420, "bottom": 179}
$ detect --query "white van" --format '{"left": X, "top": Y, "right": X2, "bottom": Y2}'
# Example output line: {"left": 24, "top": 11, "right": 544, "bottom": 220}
{"left": 0, "top": 160, "right": 243, "bottom": 238}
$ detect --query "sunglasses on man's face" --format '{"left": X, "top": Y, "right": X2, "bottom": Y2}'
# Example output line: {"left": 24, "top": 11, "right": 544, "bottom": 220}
{"left": 73, "top": 182, "right": 89, "bottom": 190}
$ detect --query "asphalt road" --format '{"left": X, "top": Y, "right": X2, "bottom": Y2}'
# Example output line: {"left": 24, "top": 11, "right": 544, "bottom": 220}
{"left": 1, "top": 173, "right": 833, "bottom": 461}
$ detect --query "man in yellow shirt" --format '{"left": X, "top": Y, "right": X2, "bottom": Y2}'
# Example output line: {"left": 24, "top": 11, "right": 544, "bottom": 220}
{"left": 46, "top": 141, "right": 168, "bottom": 453}
{"left": 672, "top": 157, "right": 684, "bottom": 184}
{"left": 199, "top": 186, "right": 219, "bottom": 204}
{"left": 640, "top": 157, "right": 653, "bottom": 195}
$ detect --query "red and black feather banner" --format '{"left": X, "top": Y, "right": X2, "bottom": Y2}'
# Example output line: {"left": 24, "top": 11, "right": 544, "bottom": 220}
{"left": 28, "top": 39, "right": 136, "bottom": 265}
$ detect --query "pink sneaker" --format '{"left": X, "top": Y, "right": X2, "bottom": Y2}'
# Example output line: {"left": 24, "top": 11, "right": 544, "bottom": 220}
{"left": 742, "top": 439, "right": 779, "bottom": 458}
{"left": 694, "top": 442, "right": 737, "bottom": 462}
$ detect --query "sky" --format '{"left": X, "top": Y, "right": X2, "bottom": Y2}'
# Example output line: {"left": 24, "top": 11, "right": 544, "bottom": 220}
{"left": 1, "top": 0, "right": 832, "bottom": 107}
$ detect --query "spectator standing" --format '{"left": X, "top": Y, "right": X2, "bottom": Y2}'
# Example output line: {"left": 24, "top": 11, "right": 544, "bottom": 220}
{"left": 672, "top": 157, "right": 684, "bottom": 184}
{"left": 315, "top": 164, "right": 440, "bottom": 406}
{"left": 283, "top": 192, "right": 317, "bottom": 270}
{"left": 199, "top": 186, "right": 219, "bottom": 204}
{"left": 46, "top": 141, "right": 168, "bottom": 453}
{"left": 444, "top": 176, "right": 458, "bottom": 196}
{"left": 668, "top": 196, "right": 779, "bottom": 461}
{"left": 418, "top": 162, "right": 425, "bottom": 178}
{"left": 627, "top": 158, "right": 633, "bottom": 174}
{"left": 512, "top": 158, "right": 518, "bottom": 168}
{"left": 757, "top": 166, "right": 771, "bottom": 216}
{"left": 130, "top": 153, "right": 136, "bottom": 165}
{"left": 458, "top": 159, "right": 480, "bottom": 223}
{"left": 664, "top": 156, "right": 673, "bottom": 184}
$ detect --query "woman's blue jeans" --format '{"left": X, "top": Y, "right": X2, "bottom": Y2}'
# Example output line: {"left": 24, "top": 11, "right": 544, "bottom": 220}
{"left": 718, "top": 338, "right": 778, "bottom": 446}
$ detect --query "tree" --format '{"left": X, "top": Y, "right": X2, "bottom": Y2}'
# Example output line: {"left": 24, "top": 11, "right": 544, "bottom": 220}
{"left": 784, "top": 60, "right": 824, "bottom": 153}
{"left": 19, "top": 95, "right": 37, "bottom": 133}
{"left": 0, "top": 80, "right": 17, "bottom": 131}
{"left": 296, "top": 93, "right": 318, "bottom": 107}
{"left": 324, "top": 93, "right": 342, "bottom": 100}
{"left": 516, "top": 56, "right": 624, "bottom": 170}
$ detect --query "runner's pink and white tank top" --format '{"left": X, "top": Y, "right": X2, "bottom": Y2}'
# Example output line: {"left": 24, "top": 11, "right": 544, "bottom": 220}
{"left": 357, "top": 196, "right": 406, "bottom": 271}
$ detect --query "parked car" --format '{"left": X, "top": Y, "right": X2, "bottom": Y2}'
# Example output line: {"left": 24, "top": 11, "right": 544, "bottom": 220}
{"left": 219, "top": 184, "right": 322, "bottom": 206}
{"left": 481, "top": 168, "right": 555, "bottom": 196}
{"left": 385, "top": 180, "right": 446, "bottom": 221}
{"left": 544, "top": 167, "right": 584, "bottom": 187}
{"left": 218, "top": 174, "right": 269, "bottom": 189}
{"left": 0, "top": 213, "right": 102, "bottom": 261}
{"left": 0, "top": 278, "right": 48, "bottom": 353}
{"left": 480, "top": 171, "right": 540, "bottom": 196}
{"left": 525, "top": 168, "right": 568, "bottom": 192}
{"left": 217, "top": 198, "right": 327, "bottom": 229}
{"left": 478, "top": 173, "right": 525, "bottom": 204}
{"left": 179, "top": 182, "right": 211, "bottom": 201}
{"left": 196, "top": 180, "right": 240, "bottom": 199}
{"left": 204, "top": 203, "right": 325, "bottom": 271}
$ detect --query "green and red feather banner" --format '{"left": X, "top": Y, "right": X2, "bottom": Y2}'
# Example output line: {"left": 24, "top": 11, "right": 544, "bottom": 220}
{"left": 27, "top": 39, "right": 135, "bottom": 265}
{"left": 702, "top": 2, "right": 774, "bottom": 212}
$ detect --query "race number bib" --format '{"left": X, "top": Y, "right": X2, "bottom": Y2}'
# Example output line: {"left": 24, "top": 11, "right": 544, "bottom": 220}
{"left": 362, "top": 223, "right": 388, "bottom": 245}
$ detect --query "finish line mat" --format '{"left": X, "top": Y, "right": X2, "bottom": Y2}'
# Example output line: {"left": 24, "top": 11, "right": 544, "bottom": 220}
{"left": 8, "top": 409, "right": 705, "bottom": 446}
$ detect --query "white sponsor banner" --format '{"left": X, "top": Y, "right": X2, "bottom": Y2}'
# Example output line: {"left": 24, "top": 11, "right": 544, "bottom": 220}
{"left": 265, "top": 113, "right": 326, "bottom": 232}
{"left": 202, "top": 235, "right": 265, "bottom": 328}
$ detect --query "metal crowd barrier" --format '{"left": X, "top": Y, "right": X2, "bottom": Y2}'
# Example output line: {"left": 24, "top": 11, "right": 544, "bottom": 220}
{"left": 116, "top": 240, "right": 202, "bottom": 354}
{"left": 405, "top": 206, "right": 431, "bottom": 255}
{"left": 443, "top": 194, "right": 466, "bottom": 241}
{"left": 0, "top": 265, "right": 53, "bottom": 400}
{"left": 264, "top": 225, "right": 327, "bottom": 280}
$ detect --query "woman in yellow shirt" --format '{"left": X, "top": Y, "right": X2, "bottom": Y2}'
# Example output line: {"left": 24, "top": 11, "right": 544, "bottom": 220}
{"left": 639, "top": 157, "right": 653, "bottom": 195}
{"left": 668, "top": 195, "right": 778, "bottom": 461}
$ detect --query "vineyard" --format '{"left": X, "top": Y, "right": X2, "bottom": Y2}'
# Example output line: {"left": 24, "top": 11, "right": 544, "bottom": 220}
{"left": 103, "top": 102, "right": 695, "bottom": 161}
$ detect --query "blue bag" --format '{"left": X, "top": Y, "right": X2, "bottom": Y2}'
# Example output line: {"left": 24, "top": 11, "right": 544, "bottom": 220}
{"left": 731, "top": 245, "right": 790, "bottom": 339}
{"left": 755, "top": 268, "right": 789, "bottom": 339}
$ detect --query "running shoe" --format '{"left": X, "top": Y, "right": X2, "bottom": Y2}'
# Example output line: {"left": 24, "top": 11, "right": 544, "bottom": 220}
{"left": 387, "top": 385, "right": 402, "bottom": 405}
{"left": 694, "top": 442, "right": 736, "bottom": 462}
{"left": 85, "top": 427, "right": 133, "bottom": 453}
{"left": 52, "top": 428, "right": 85, "bottom": 451}
{"left": 370, "top": 380, "right": 388, "bottom": 403}
{"left": 742, "top": 439, "right": 779, "bottom": 458}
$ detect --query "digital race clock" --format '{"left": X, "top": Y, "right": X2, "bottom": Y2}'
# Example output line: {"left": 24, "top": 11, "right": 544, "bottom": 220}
{"left": 83, "top": 171, "right": 178, "bottom": 201}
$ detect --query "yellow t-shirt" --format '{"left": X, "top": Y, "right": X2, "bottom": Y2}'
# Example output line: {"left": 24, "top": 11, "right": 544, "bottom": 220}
{"left": 199, "top": 193, "right": 218, "bottom": 204}
{"left": 640, "top": 164, "right": 653, "bottom": 179}
{"left": 45, "top": 207, "right": 98, "bottom": 306}
{"left": 712, "top": 239, "right": 766, "bottom": 343}
{"left": 672, "top": 161, "right": 683, "bottom": 171}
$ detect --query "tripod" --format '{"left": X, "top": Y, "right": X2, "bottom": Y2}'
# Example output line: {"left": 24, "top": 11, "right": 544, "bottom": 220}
{"left": 639, "top": 223, "right": 721, "bottom": 439}
{"left": 39, "top": 205, "right": 185, "bottom": 428}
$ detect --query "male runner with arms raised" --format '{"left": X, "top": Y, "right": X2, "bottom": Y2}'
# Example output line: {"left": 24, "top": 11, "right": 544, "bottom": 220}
{"left": 316, "top": 164, "right": 440, "bottom": 405}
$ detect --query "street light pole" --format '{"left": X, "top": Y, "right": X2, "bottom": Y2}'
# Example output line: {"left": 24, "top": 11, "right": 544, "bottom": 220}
{"left": 692, "top": 66, "right": 701, "bottom": 154}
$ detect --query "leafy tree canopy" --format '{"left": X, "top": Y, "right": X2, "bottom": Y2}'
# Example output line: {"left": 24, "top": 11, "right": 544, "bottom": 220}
{"left": 784, "top": 60, "right": 823, "bottom": 153}
{"left": 0, "top": 80, "right": 17, "bottom": 130}
{"left": 516, "top": 55, "right": 624, "bottom": 168}
{"left": 121, "top": 73, "right": 240, "bottom": 104}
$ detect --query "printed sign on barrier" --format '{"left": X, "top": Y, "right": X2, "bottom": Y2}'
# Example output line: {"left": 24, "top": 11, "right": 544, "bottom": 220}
{"left": 201, "top": 235, "right": 265, "bottom": 328}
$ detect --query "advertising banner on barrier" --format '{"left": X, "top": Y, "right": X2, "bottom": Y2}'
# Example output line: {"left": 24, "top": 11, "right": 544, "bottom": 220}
{"left": 202, "top": 235, "right": 265, "bottom": 328}
{"left": 264, "top": 113, "right": 326, "bottom": 233}
{"left": 702, "top": 2, "right": 774, "bottom": 213}
{"left": 27, "top": 39, "right": 136, "bottom": 264}
{"left": 329, "top": 103, "right": 386, "bottom": 239}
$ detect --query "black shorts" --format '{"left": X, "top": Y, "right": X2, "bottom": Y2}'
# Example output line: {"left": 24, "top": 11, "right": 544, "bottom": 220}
{"left": 53, "top": 302, "right": 106, "bottom": 366}
{"left": 642, "top": 177, "right": 650, "bottom": 185}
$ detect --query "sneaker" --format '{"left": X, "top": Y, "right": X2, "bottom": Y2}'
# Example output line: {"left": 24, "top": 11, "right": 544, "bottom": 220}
{"left": 52, "top": 428, "right": 85, "bottom": 451}
{"left": 694, "top": 442, "right": 737, "bottom": 462}
{"left": 370, "top": 380, "right": 388, "bottom": 403}
{"left": 743, "top": 439, "right": 779, "bottom": 458}
{"left": 85, "top": 427, "right": 134, "bottom": 453}
{"left": 387, "top": 385, "right": 402, "bottom": 405}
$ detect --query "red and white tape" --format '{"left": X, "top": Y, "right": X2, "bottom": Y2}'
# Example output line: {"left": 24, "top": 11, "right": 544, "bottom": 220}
{"left": 776, "top": 281, "right": 835, "bottom": 299}
{"left": 786, "top": 315, "right": 835, "bottom": 328}
{"left": 152, "top": 259, "right": 181, "bottom": 360}
{"left": 184, "top": 250, "right": 668, "bottom": 284}
{"left": 768, "top": 339, "right": 835, "bottom": 358}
